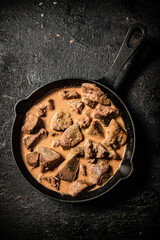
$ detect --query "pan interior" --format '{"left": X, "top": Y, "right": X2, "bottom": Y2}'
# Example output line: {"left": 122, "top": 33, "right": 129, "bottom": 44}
{"left": 12, "top": 78, "right": 135, "bottom": 202}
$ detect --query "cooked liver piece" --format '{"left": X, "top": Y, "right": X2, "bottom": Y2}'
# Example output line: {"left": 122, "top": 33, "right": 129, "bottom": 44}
{"left": 80, "top": 164, "right": 87, "bottom": 176}
{"left": 37, "top": 100, "right": 54, "bottom": 117}
{"left": 38, "top": 147, "right": 63, "bottom": 172}
{"left": 105, "top": 119, "right": 127, "bottom": 148}
{"left": 61, "top": 90, "right": 80, "bottom": 99}
{"left": 22, "top": 128, "right": 47, "bottom": 150}
{"left": 56, "top": 154, "right": 79, "bottom": 182}
{"left": 87, "top": 120, "right": 104, "bottom": 136}
{"left": 89, "top": 160, "right": 112, "bottom": 185}
{"left": 103, "top": 144, "right": 120, "bottom": 160}
{"left": 82, "top": 83, "right": 111, "bottom": 106}
{"left": 22, "top": 115, "right": 40, "bottom": 134}
{"left": 94, "top": 143, "right": 108, "bottom": 159}
{"left": 37, "top": 105, "right": 47, "bottom": 117}
{"left": 51, "top": 111, "right": 73, "bottom": 131}
{"left": 69, "top": 101, "right": 84, "bottom": 114}
{"left": 94, "top": 104, "right": 119, "bottom": 125}
{"left": 51, "top": 139, "right": 61, "bottom": 147}
{"left": 26, "top": 152, "right": 39, "bottom": 167}
{"left": 61, "top": 124, "right": 83, "bottom": 149}
{"left": 71, "top": 147, "right": 84, "bottom": 157}
{"left": 82, "top": 97, "right": 97, "bottom": 108}
{"left": 69, "top": 180, "right": 91, "bottom": 197}
{"left": 43, "top": 176, "right": 60, "bottom": 190}
{"left": 84, "top": 139, "right": 96, "bottom": 163}
{"left": 47, "top": 99, "right": 54, "bottom": 110}
{"left": 75, "top": 113, "right": 91, "bottom": 128}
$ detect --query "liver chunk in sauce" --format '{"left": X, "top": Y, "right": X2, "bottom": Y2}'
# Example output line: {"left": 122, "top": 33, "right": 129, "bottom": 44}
{"left": 22, "top": 128, "right": 47, "bottom": 150}
{"left": 105, "top": 119, "right": 127, "bottom": 149}
{"left": 56, "top": 154, "right": 79, "bottom": 182}
{"left": 82, "top": 83, "right": 111, "bottom": 106}
{"left": 82, "top": 97, "right": 97, "bottom": 108}
{"left": 51, "top": 111, "right": 73, "bottom": 131}
{"left": 106, "top": 145, "right": 120, "bottom": 160}
{"left": 75, "top": 113, "right": 91, "bottom": 128}
{"left": 47, "top": 99, "right": 54, "bottom": 110}
{"left": 87, "top": 120, "right": 104, "bottom": 136}
{"left": 38, "top": 147, "right": 63, "bottom": 172}
{"left": 80, "top": 164, "right": 87, "bottom": 176}
{"left": 89, "top": 160, "right": 112, "bottom": 185}
{"left": 22, "top": 115, "right": 41, "bottom": 134}
{"left": 94, "top": 143, "right": 108, "bottom": 159}
{"left": 70, "top": 147, "right": 84, "bottom": 157}
{"left": 43, "top": 176, "right": 60, "bottom": 190}
{"left": 61, "top": 90, "right": 80, "bottom": 99}
{"left": 84, "top": 139, "right": 96, "bottom": 163}
{"left": 61, "top": 124, "right": 83, "bottom": 149}
{"left": 94, "top": 104, "right": 119, "bottom": 125}
{"left": 69, "top": 180, "right": 91, "bottom": 197}
{"left": 37, "top": 105, "right": 47, "bottom": 117}
{"left": 37, "top": 99, "right": 54, "bottom": 117}
{"left": 26, "top": 152, "right": 39, "bottom": 167}
{"left": 69, "top": 101, "right": 84, "bottom": 114}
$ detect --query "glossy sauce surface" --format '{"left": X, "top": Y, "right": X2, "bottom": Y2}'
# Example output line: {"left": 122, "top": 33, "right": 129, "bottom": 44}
{"left": 20, "top": 86, "right": 126, "bottom": 195}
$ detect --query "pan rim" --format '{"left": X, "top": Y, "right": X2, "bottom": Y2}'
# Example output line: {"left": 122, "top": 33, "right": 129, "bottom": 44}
{"left": 11, "top": 77, "right": 136, "bottom": 203}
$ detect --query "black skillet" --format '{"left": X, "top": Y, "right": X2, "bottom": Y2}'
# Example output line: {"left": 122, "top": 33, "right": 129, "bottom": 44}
{"left": 12, "top": 23, "right": 147, "bottom": 202}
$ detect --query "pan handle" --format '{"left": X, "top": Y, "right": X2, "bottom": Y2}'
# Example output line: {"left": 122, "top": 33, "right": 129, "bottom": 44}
{"left": 99, "top": 23, "right": 147, "bottom": 89}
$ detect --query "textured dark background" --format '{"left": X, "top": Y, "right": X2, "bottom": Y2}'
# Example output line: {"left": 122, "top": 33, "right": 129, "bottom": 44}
{"left": 0, "top": 0, "right": 160, "bottom": 239}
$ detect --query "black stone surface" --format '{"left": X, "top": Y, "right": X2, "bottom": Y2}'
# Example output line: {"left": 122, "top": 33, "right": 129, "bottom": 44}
{"left": 0, "top": 0, "right": 160, "bottom": 239}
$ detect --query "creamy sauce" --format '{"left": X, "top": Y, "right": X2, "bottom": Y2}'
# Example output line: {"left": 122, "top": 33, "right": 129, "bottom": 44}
{"left": 20, "top": 86, "right": 126, "bottom": 195}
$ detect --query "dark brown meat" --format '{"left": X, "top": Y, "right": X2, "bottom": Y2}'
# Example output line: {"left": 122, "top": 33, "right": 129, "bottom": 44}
{"left": 56, "top": 154, "right": 79, "bottom": 182}
{"left": 51, "top": 139, "right": 61, "bottom": 147}
{"left": 51, "top": 111, "right": 73, "bottom": 131}
{"left": 94, "top": 104, "right": 119, "bottom": 125}
{"left": 70, "top": 147, "right": 84, "bottom": 157}
{"left": 37, "top": 105, "right": 47, "bottom": 117}
{"left": 82, "top": 83, "right": 111, "bottom": 106}
{"left": 26, "top": 152, "right": 39, "bottom": 167}
{"left": 47, "top": 99, "right": 54, "bottom": 110}
{"left": 80, "top": 164, "right": 87, "bottom": 176}
{"left": 38, "top": 147, "right": 63, "bottom": 172}
{"left": 61, "top": 90, "right": 80, "bottom": 99}
{"left": 43, "top": 176, "right": 60, "bottom": 190}
{"left": 61, "top": 124, "right": 83, "bottom": 149}
{"left": 21, "top": 115, "right": 41, "bottom": 134}
{"left": 75, "top": 113, "right": 92, "bottom": 129}
{"left": 105, "top": 119, "right": 127, "bottom": 148}
{"left": 94, "top": 143, "right": 108, "bottom": 159}
{"left": 84, "top": 139, "right": 96, "bottom": 163}
{"left": 22, "top": 128, "right": 47, "bottom": 150}
{"left": 69, "top": 101, "right": 84, "bottom": 114}
{"left": 82, "top": 97, "right": 97, "bottom": 108}
{"left": 107, "top": 146, "right": 120, "bottom": 160}
{"left": 102, "top": 143, "right": 120, "bottom": 160}
{"left": 87, "top": 120, "right": 104, "bottom": 136}
{"left": 89, "top": 160, "right": 112, "bottom": 185}
{"left": 69, "top": 180, "right": 91, "bottom": 197}
{"left": 37, "top": 99, "right": 54, "bottom": 117}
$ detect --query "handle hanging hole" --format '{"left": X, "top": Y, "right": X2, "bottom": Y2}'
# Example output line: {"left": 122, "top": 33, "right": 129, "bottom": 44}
{"left": 127, "top": 28, "right": 142, "bottom": 48}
